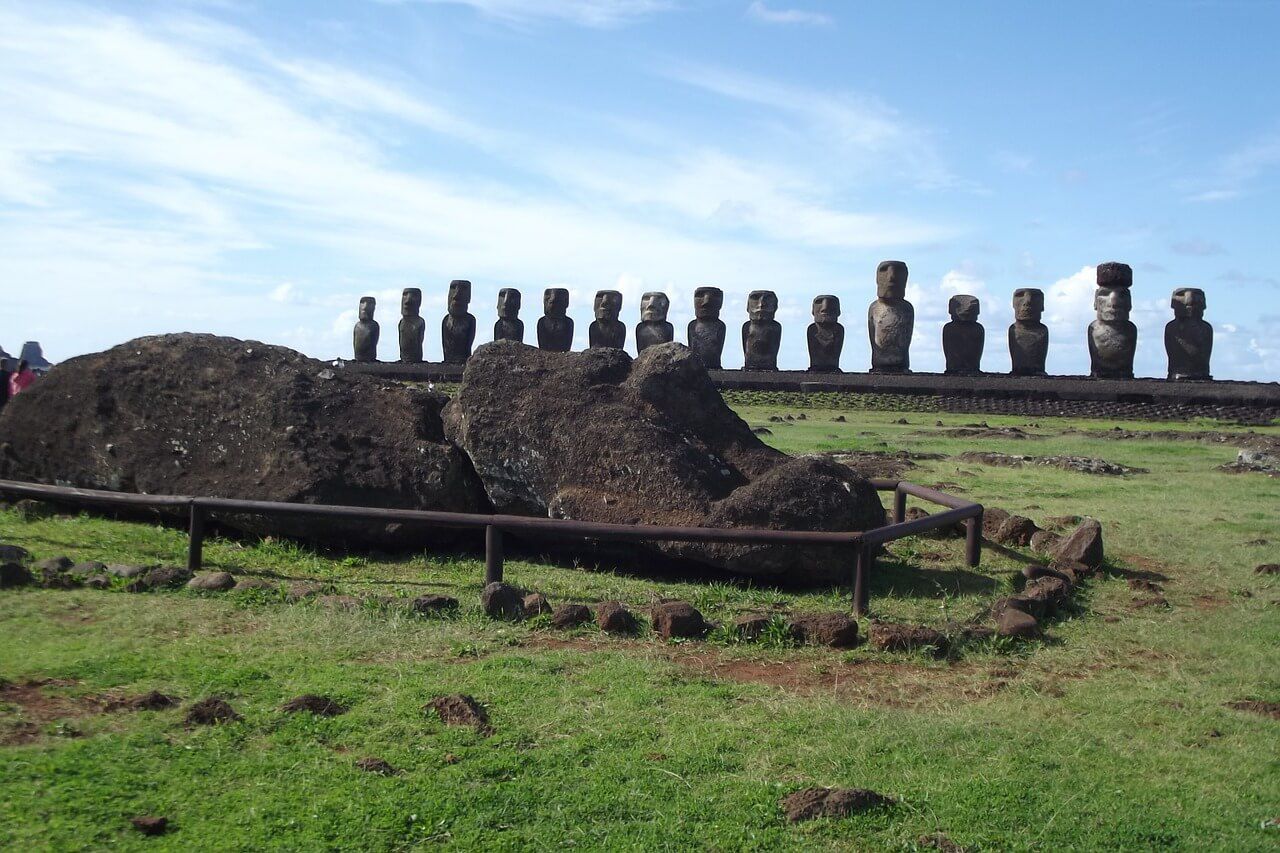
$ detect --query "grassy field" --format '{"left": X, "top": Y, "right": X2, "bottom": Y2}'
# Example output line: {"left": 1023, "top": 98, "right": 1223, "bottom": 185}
{"left": 1, "top": 405, "right": 1278, "bottom": 850}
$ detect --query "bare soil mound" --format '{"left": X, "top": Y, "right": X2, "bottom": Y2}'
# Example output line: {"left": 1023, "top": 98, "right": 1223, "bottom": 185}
{"left": 425, "top": 694, "right": 492, "bottom": 734}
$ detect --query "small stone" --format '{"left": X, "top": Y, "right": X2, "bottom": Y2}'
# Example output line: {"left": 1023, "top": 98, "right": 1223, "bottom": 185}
{"left": 1131, "top": 595, "right": 1170, "bottom": 609}
{"left": 106, "top": 563, "right": 147, "bottom": 579}
{"left": 782, "top": 786, "right": 895, "bottom": 822}
{"left": 732, "top": 613, "right": 771, "bottom": 640}
{"left": 34, "top": 556, "right": 73, "bottom": 573}
{"left": 787, "top": 613, "right": 859, "bottom": 648}
{"left": 867, "top": 622, "right": 947, "bottom": 654}
{"left": 0, "top": 562, "right": 35, "bottom": 588}
{"left": 1256, "top": 564, "right": 1280, "bottom": 575}
{"left": 1052, "top": 519, "right": 1104, "bottom": 569}
{"left": 0, "top": 544, "right": 31, "bottom": 563}
{"left": 480, "top": 582, "right": 526, "bottom": 621}
{"left": 184, "top": 697, "right": 241, "bottom": 725}
{"left": 84, "top": 574, "right": 112, "bottom": 590}
{"left": 650, "top": 601, "right": 708, "bottom": 640}
{"left": 1022, "top": 564, "right": 1073, "bottom": 586}
{"left": 186, "top": 571, "right": 236, "bottom": 592}
{"left": 550, "top": 603, "right": 592, "bottom": 629}
{"left": 411, "top": 594, "right": 459, "bottom": 614}
{"left": 355, "top": 757, "right": 397, "bottom": 775}
{"left": 522, "top": 592, "right": 552, "bottom": 616}
{"left": 130, "top": 816, "right": 169, "bottom": 836}
{"left": 981, "top": 507, "right": 1011, "bottom": 540}
{"left": 994, "top": 599, "right": 1039, "bottom": 638}
{"left": 1029, "top": 530, "right": 1061, "bottom": 555}
{"left": 1019, "top": 577, "right": 1071, "bottom": 613}
{"left": 995, "top": 515, "right": 1040, "bottom": 547}
{"left": 67, "top": 561, "right": 107, "bottom": 579}
{"left": 281, "top": 694, "right": 347, "bottom": 716}
{"left": 596, "top": 601, "right": 639, "bottom": 635}
{"left": 125, "top": 567, "right": 193, "bottom": 593}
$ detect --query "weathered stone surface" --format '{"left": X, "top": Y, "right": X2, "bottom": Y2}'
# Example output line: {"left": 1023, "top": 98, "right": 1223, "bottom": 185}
{"left": 352, "top": 296, "right": 379, "bottom": 362}
{"left": 1165, "top": 287, "right": 1212, "bottom": 380}
{"left": 440, "top": 280, "right": 476, "bottom": 365}
{"left": 636, "top": 292, "right": 674, "bottom": 353}
{"left": 981, "top": 507, "right": 1011, "bottom": 540}
{"left": 550, "top": 603, "right": 593, "bottom": 629}
{"left": 787, "top": 612, "right": 859, "bottom": 648}
{"left": 443, "top": 342, "right": 884, "bottom": 583}
{"left": 596, "top": 601, "right": 639, "bottom": 635}
{"left": 84, "top": 574, "right": 111, "bottom": 589}
{"left": 34, "top": 556, "right": 73, "bottom": 573}
{"left": 107, "top": 563, "right": 147, "bottom": 579}
{"left": 537, "top": 288, "right": 574, "bottom": 352}
{"left": 233, "top": 577, "right": 276, "bottom": 592}
{"left": 0, "top": 544, "right": 31, "bottom": 563}
{"left": 480, "top": 582, "right": 526, "bottom": 621}
{"left": 285, "top": 582, "right": 325, "bottom": 602}
{"left": 1089, "top": 263, "right": 1136, "bottom": 379}
{"left": 1256, "top": 564, "right": 1280, "bottom": 575}
{"left": 1020, "top": 577, "right": 1072, "bottom": 613}
{"left": 733, "top": 613, "right": 771, "bottom": 640}
{"left": 994, "top": 599, "right": 1040, "bottom": 638}
{"left": 1029, "top": 530, "right": 1061, "bottom": 554}
{"left": 522, "top": 592, "right": 552, "bottom": 616}
{"left": 994, "top": 515, "right": 1040, "bottom": 547}
{"left": 493, "top": 289, "right": 524, "bottom": 344}
{"left": 650, "top": 600, "right": 708, "bottom": 639}
{"left": 867, "top": 622, "right": 947, "bottom": 654}
{"left": 187, "top": 571, "right": 235, "bottom": 591}
{"left": 868, "top": 260, "right": 913, "bottom": 373}
{"left": 1022, "top": 564, "right": 1073, "bottom": 586}
{"left": 0, "top": 562, "right": 34, "bottom": 588}
{"left": 126, "top": 567, "right": 192, "bottom": 592}
{"left": 0, "top": 334, "right": 487, "bottom": 548}
{"left": 1052, "top": 519, "right": 1105, "bottom": 569}
{"left": 411, "top": 594, "right": 459, "bottom": 614}
{"left": 399, "top": 288, "right": 425, "bottom": 363}
{"left": 782, "top": 787, "right": 895, "bottom": 823}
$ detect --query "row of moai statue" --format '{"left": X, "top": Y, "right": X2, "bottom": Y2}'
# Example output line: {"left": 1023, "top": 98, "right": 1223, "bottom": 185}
{"left": 352, "top": 263, "right": 1213, "bottom": 379}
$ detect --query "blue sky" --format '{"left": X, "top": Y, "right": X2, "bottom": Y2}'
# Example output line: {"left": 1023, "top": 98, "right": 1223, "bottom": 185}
{"left": 1, "top": 0, "right": 1277, "bottom": 379}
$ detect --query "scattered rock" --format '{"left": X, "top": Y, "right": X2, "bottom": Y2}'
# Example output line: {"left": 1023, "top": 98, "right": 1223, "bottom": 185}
{"left": 285, "top": 582, "right": 325, "bottom": 602}
{"left": 34, "top": 556, "right": 73, "bottom": 573}
{"left": 903, "top": 506, "right": 963, "bottom": 538}
{"left": 993, "top": 599, "right": 1039, "bottom": 638}
{"left": 867, "top": 622, "right": 947, "bottom": 655}
{"left": 1022, "top": 564, "right": 1073, "bottom": 586}
{"left": 67, "top": 561, "right": 107, "bottom": 579}
{"left": 596, "top": 601, "right": 640, "bottom": 635}
{"left": 282, "top": 695, "right": 347, "bottom": 716}
{"left": 186, "top": 571, "right": 236, "bottom": 592}
{"left": 184, "top": 697, "right": 241, "bottom": 725}
{"left": 38, "top": 567, "right": 79, "bottom": 589}
{"left": 126, "top": 567, "right": 193, "bottom": 593}
{"left": 1131, "top": 595, "right": 1170, "bottom": 609}
{"left": 650, "top": 601, "right": 708, "bottom": 640}
{"left": 981, "top": 507, "right": 1011, "bottom": 540}
{"left": 84, "top": 574, "right": 111, "bottom": 590}
{"left": 522, "top": 592, "right": 552, "bottom": 616}
{"left": 832, "top": 415, "right": 847, "bottom": 422}
{"left": 958, "top": 451, "right": 1145, "bottom": 476}
{"left": 130, "top": 816, "right": 169, "bottom": 836}
{"left": 411, "top": 594, "right": 459, "bottom": 614}
{"left": 1256, "top": 564, "right": 1280, "bottom": 575}
{"left": 995, "top": 515, "right": 1040, "bottom": 547}
{"left": 1019, "top": 577, "right": 1072, "bottom": 614}
{"left": 0, "top": 562, "right": 34, "bottom": 588}
{"left": 1225, "top": 700, "right": 1280, "bottom": 720}
{"left": 106, "top": 563, "right": 147, "bottom": 579}
{"left": 355, "top": 757, "right": 398, "bottom": 775}
{"left": 782, "top": 786, "right": 895, "bottom": 823}
{"left": 480, "top": 582, "right": 526, "bottom": 621}
{"left": 751, "top": 427, "right": 773, "bottom": 436}
{"left": 130, "top": 691, "right": 180, "bottom": 711}
{"left": 550, "top": 603, "right": 593, "bottom": 629}
{"left": 0, "top": 544, "right": 31, "bottom": 563}
{"left": 1029, "top": 530, "right": 1061, "bottom": 554}
{"left": 1052, "top": 519, "right": 1104, "bottom": 569}
{"left": 732, "top": 613, "right": 771, "bottom": 641}
{"left": 425, "top": 694, "right": 492, "bottom": 735}
{"left": 787, "top": 613, "right": 859, "bottom": 648}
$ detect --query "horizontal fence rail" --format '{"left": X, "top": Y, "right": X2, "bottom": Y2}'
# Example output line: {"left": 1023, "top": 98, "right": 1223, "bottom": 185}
{"left": 0, "top": 478, "right": 983, "bottom": 615}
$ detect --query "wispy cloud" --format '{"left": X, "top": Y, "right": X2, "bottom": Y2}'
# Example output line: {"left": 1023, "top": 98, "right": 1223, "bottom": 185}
{"left": 1169, "top": 238, "right": 1226, "bottom": 256}
{"left": 383, "top": 0, "right": 675, "bottom": 28}
{"left": 745, "top": 1, "right": 831, "bottom": 27}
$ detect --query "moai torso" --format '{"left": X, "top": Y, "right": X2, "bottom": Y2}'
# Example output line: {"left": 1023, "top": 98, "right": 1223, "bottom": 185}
{"left": 687, "top": 287, "right": 726, "bottom": 369}
{"left": 537, "top": 288, "right": 574, "bottom": 351}
{"left": 1008, "top": 288, "right": 1048, "bottom": 376}
{"left": 441, "top": 280, "right": 476, "bottom": 365}
{"left": 942, "top": 294, "right": 984, "bottom": 375}
{"left": 1165, "top": 287, "right": 1212, "bottom": 380}
{"left": 398, "top": 288, "right": 426, "bottom": 363}
{"left": 867, "top": 260, "right": 913, "bottom": 373}
{"left": 589, "top": 290, "right": 626, "bottom": 349}
{"left": 635, "top": 292, "right": 674, "bottom": 353}
{"left": 742, "top": 290, "right": 781, "bottom": 371}
{"left": 352, "top": 297, "right": 379, "bottom": 362}
{"left": 1088, "top": 262, "right": 1136, "bottom": 379}
{"left": 807, "top": 295, "right": 844, "bottom": 372}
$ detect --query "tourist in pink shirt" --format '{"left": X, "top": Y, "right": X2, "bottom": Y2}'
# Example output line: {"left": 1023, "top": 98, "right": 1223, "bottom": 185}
{"left": 8, "top": 360, "right": 36, "bottom": 397}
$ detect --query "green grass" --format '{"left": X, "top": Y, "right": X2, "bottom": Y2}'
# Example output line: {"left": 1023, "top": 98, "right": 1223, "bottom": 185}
{"left": 2, "top": 407, "right": 1278, "bottom": 850}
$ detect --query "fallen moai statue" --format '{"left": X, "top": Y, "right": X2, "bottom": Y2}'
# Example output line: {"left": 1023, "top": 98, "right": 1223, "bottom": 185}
{"left": 443, "top": 341, "right": 885, "bottom": 582}
{"left": 0, "top": 334, "right": 487, "bottom": 546}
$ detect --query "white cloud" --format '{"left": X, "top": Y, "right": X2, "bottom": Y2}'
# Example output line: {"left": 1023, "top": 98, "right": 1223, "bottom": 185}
{"left": 746, "top": 1, "right": 831, "bottom": 26}
{"left": 385, "top": 0, "right": 675, "bottom": 28}
{"left": 270, "top": 282, "right": 300, "bottom": 304}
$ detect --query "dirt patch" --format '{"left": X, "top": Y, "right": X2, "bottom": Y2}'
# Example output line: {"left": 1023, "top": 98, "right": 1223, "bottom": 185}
{"left": 1225, "top": 700, "right": 1280, "bottom": 720}
{"left": 425, "top": 694, "right": 492, "bottom": 735}
{"left": 355, "top": 757, "right": 398, "bottom": 775}
{"left": 282, "top": 695, "right": 348, "bottom": 716}
{"left": 0, "top": 678, "right": 99, "bottom": 745}
{"left": 184, "top": 697, "right": 241, "bottom": 726}
{"left": 101, "top": 690, "right": 180, "bottom": 712}
{"left": 781, "top": 786, "right": 895, "bottom": 822}
{"left": 957, "top": 451, "right": 1145, "bottom": 476}
{"left": 918, "top": 832, "right": 967, "bottom": 851}
{"left": 925, "top": 425, "right": 1042, "bottom": 440}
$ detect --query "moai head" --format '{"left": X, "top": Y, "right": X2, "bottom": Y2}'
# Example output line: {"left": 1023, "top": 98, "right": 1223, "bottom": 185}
{"left": 1171, "top": 287, "right": 1206, "bottom": 319}
{"left": 876, "top": 260, "right": 909, "bottom": 301}
{"left": 693, "top": 286, "right": 724, "bottom": 320}
{"left": 812, "top": 295, "right": 841, "bottom": 325}
{"left": 358, "top": 296, "right": 376, "bottom": 322}
{"left": 594, "top": 290, "right": 623, "bottom": 321}
{"left": 1096, "top": 261, "right": 1133, "bottom": 290}
{"left": 1012, "top": 288, "right": 1045, "bottom": 322}
{"left": 1094, "top": 286, "right": 1132, "bottom": 323}
{"left": 747, "top": 290, "right": 779, "bottom": 322}
{"left": 949, "top": 294, "right": 980, "bottom": 323}
{"left": 543, "top": 287, "right": 569, "bottom": 317}
{"left": 447, "top": 280, "right": 472, "bottom": 316}
{"left": 640, "top": 292, "right": 670, "bottom": 322}
{"left": 497, "top": 288, "right": 521, "bottom": 319}
{"left": 401, "top": 288, "right": 422, "bottom": 317}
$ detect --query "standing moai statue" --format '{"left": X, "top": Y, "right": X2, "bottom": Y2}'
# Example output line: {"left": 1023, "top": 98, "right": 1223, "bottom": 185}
{"left": 1088, "top": 262, "right": 1137, "bottom": 379}
{"left": 352, "top": 296, "right": 379, "bottom": 362}
{"left": 943, "top": 294, "right": 984, "bottom": 375}
{"left": 742, "top": 290, "right": 782, "bottom": 371}
{"left": 441, "top": 279, "right": 476, "bottom": 364}
{"left": 687, "top": 286, "right": 726, "bottom": 369}
{"left": 494, "top": 288, "right": 524, "bottom": 343}
{"left": 398, "top": 287, "right": 426, "bottom": 363}
{"left": 807, "top": 295, "right": 844, "bottom": 372}
{"left": 537, "top": 288, "right": 574, "bottom": 352}
{"left": 1008, "top": 288, "right": 1049, "bottom": 376}
{"left": 868, "top": 260, "right": 914, "bottom": 373}
{"left": 589, "top": 290, "right": 626, "bottom": 349}
{"left": 1165, "top": 287, "right": 1213, "bottom": 380}
{"left": 636, "top": 292, "right": 674, "bottom": 353}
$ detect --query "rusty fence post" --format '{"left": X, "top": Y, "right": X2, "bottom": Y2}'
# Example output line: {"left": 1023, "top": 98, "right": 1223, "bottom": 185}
{"left": 852, "top": 542, "right": 872, "bottom": 616}
{"left": 893, "top": 487, "right": 907, "bottom": 525}
{"left": 484, "top": 524, "right": 504, "bottom": 584}
{"left": 187, "top": 502, "right": 206, "bottom": 572}
{"left": 964, "top": 509, "right": 983, "bottom": 568}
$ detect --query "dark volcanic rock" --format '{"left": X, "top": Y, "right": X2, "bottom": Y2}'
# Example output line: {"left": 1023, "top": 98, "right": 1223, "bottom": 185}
{"left": 186, "top": 571, "right": 235, "bottom": 591}
{"left": 480, "top": 582, "right": 526, "bottom": 621}
{"left": 355, "top": 757, "right": 398, "bottom": 775}
{"left": 282, "top": 694, "right": 347, "bottom": 716}
{"left": 34, "top": 556, "right": 73, "bottom": 574}
{"left": 782, "top": 787, "right": 895, "bottom": 822}
{"left": 596, "top": 601, "right": 640, "bottom": 635}
{"left": 0, "top": 562, "right": 34, "bottom": 588}
{"left": 732, "top": 613, "right": 771, "bottom": 640}
{"left": 1052, "top": 519, "right": 1105, "bottom": 569}
{"left": 550, "top": 603, "right": 593, "bottom": 629}
{"left": 867, "top": 622, "right": 947, "bottom": 654}
{"left": 184, "top": 697, "right": 241, "bottom": 725}
{"left": 0, "top": 544, "right": 31, "bottom": 563}
{"left": 411, "top": 594, "right": 459, "bottom": 614}
{"left": 650, "top": 600, "right": 708, "bottom": 639}
{"left": 67, "top": 561, "right": 107, "bottom": 579}
{"left": 107, "top": 563, "right": 147, "bottom": 579}
{"left": 125, "top": 567, "right": 192, "bottom": 592}
{"left": 993, "top": 598, "right": 1040, "bottom": 638}
{"left": 522, "top": 592, "right": 552, "bottom": 616}
{"left": 130, "top": 816, "right": 169, "bottom": 836}
{"left": 0, "top": 334, "right": 487, "bottom": 547}
{"left": 1256, "top": 564, "right": 1280, "bottom": 575}
{"left": 443, "top": 342, "right": 884, "bottom": 583}
{"left": 995, "top": 515, "right": 1040, "bottom": 547}
{"left": 787, "top": 612, "right": 859, "bottom": 648}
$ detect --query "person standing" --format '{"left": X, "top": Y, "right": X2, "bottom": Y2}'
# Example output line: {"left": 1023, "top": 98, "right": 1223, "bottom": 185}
{"left": 8, "top": 359, "right": 36, "bottom": 398}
